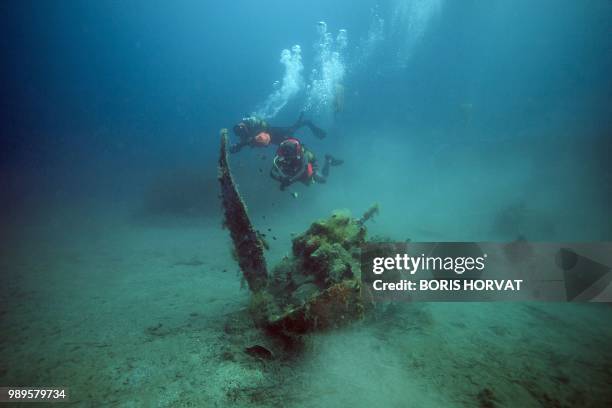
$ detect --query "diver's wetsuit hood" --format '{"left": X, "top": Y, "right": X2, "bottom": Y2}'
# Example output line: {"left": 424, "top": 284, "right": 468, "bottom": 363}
{"left": 277, "top": 138, "right": 304, "bottom": 159}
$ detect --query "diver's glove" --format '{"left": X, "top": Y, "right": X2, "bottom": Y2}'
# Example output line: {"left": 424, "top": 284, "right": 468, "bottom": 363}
{"left": 229, "top": 143, "right": 241, "bottom": 154}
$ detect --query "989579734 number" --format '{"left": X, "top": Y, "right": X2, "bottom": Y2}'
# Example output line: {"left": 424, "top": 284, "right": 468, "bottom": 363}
{"left": 0, "top": 387, "right": 69, "bottom": 402}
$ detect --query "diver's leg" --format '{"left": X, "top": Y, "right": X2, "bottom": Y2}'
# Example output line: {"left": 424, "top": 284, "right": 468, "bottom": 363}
{"left": 293, "top": 111, "right": 305, "bottom": 127}
{"left": 324, "top": 154, "right": 344, "bottom": 170}
{"left": 268, "top": 127, "right": 292, "bottom": 144}
{"left": 290, "top": 112, "right": 326, "bottom": 139}
{"left": 302, "top": 119, "right": 326, "bottom": 139}
{"left": 313, "top": 171, "right": 327, "bottom": 183}
{"left": 322, "top": 158, "right": 331, "bottom": 177}
{"left": 314, "top": 154, "right": 342, "bottom": 182}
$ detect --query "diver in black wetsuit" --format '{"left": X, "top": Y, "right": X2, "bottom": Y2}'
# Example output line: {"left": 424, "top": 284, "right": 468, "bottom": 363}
{"left": 229, "top": 112, "right": 326, "bottom": 153}
{"left": 270, "top": 138, "right": 343, "bottom": 190}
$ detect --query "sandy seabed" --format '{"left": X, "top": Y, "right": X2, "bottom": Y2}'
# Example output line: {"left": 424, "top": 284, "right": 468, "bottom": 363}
{"left": 1, "top": 209, "right": 611, "bottom": 408}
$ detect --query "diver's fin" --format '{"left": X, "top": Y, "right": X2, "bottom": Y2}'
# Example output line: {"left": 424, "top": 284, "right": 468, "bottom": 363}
{"left": 218, "top": 129, "right": 268, "bottom": 292}
{"left": 310, "top": 124, "right": 327, "bottom": 139}
{"left": 325, "top": 154, "right": 344, "bottom": 166}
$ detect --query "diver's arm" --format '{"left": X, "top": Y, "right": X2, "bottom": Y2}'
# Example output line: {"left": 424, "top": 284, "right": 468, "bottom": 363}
{"left": 288, "top": 169, "right": 305, "bottom": 183}
{"left": 269, "top": 166, "right": 282, "bottom": 182}
{"left": 270, "top": 164, "right": 293, "bottom": 190}
{"left": 284, "top": 159, "right": 308, "bottom": 185}
{"left": 229, "top": 140, "right": 249, "bottom": 154}
{"left": 230, "top": 134, "right": 258, "bottom": 153}
{"left": 279, "top": 179, "right": 291, "bottom": 191}
{"left": 270, "top": 166, "right": 287, "bottom": 186}
{"left": 272, "top": 171, "right": 292, "bottom": 190}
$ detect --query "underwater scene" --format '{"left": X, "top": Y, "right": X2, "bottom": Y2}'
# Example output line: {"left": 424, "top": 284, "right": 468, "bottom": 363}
{"left": 1, "top": 0, "right": 611, "bottom": 406}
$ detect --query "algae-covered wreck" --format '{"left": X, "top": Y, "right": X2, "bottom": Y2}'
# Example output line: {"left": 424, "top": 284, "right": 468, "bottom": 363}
{"left": 218, "top": 129, "right": 378, "bottom": 337}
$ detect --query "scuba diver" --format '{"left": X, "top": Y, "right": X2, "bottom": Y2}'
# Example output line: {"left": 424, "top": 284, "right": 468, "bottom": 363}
{"left": 229, "top": 112, "right": 326, "bottom": 153}
{"left": 270, "top": 138, "right": 343, "bottom": 191}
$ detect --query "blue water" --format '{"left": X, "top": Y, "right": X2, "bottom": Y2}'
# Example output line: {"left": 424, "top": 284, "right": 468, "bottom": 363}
{"left": 1, "top": 1, "right": 611, "bottom": 406}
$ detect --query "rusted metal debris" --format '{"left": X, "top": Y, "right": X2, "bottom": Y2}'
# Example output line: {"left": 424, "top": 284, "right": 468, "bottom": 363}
{"left": 218, "top": 129, "right": 268, "bottom": 292}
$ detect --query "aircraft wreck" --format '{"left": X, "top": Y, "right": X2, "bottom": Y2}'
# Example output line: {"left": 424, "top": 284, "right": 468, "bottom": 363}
{"left": 218, "top": 129, "right": 378, "bottom": 338}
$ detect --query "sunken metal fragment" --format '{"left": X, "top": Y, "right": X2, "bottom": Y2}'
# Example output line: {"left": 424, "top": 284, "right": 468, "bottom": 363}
{"left": 218, "top": 129, "right": 268, "bottom": 292}
{"left": 358, "top": 203, "right": 379, "bottom": 226}
{"left": 267, "top": 280, "right": 365, "bottom": 335}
